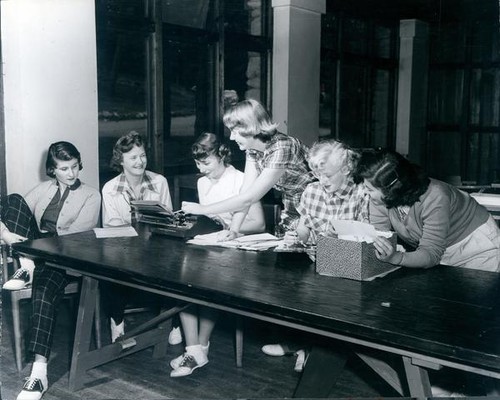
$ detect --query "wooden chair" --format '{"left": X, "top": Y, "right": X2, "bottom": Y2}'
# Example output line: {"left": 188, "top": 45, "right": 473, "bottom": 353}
{"left": 173, "top": 173, "right": 199, "bottom": 210}
{"left": 1, "top": 244, "right": 101, "bottom": 371}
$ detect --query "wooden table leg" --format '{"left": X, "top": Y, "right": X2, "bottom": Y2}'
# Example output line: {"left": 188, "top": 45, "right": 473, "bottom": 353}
{"left": 402, "top": 356, "right": 433, "bottom": 397}
{"left": 293, "top": 344, "right": 348, "bottom": 398}
{"left": 68, "top": 276, "right": 98, "bottom": 391}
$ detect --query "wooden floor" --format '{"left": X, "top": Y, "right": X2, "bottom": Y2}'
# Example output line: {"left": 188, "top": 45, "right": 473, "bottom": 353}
{"left": 1, "top": 291, "right": 495, "bottom": 399}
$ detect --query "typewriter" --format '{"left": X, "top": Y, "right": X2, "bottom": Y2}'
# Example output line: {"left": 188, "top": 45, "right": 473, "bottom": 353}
{"left": 131, "top": 202, "right": 222, "bottom": 239}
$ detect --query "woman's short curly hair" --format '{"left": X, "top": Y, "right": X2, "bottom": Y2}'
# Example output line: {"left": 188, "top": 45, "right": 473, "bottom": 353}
{"left": 308, "top": 139, "right": 360, "bottom": 176}
{"left": 110, "top": 131, "right": 146, "bottom": 172}
{"left": 353, "top": 148, "right": 430, "bottom": 208}
{"left": 191, "top": 132, "right": 231, "bottom": 166}
{"left": 46, "top": 141, "right": 83, "bottom": 178}
{"left": 222, "top": 99, "right": 278, "bottom": 142}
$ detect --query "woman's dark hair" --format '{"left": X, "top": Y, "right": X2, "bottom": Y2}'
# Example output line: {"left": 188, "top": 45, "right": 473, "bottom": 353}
{"left": 353, "top": 148, "right": 430, "bottom": 208}
{"left": 110, "top": 131, "right": 146, "bottom": 172}
{"left": 46, "top": 141, "right": 83, "bottom": 178}
{"left": 191, "top": 132, "right": 231, "bottom": 166}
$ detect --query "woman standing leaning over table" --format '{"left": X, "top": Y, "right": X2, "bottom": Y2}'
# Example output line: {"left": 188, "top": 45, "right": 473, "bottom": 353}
{"left": 354, "top": 148, "right": 500, "bottom": 271}
{"left": 101, "top": 131, "right": 173, "bottom": 342}
{"left": 182, "top": 99, "right": 315, "bottom": 239}
{"left": 2, "top": 141, "right": 101, "bottom": 400}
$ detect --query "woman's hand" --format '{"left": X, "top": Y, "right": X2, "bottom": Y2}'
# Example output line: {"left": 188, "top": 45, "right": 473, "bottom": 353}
{"left": 1, "top": 231, "right": 27, "bottom": 245}
{"left": 181, "top": 201, "right": 204, "bottom": 215}
{"left": 373, "top": 236, "right": 402, "bottom": 265}
{"left": 283, "top": 230, "right": 299, "bottom": 246}
{"left": 217, "top": 230, "right": 242, "bottom": 242}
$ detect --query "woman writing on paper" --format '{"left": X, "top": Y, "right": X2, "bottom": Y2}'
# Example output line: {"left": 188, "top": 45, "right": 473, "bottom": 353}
{"left": 169, "top": 132, "right": 264, "bottom": 378}
{"left": 182, "top": 99, "right": 315, "bottom": 239}
{"left": 354, "top": 148, "right": 500, "bottom": 271}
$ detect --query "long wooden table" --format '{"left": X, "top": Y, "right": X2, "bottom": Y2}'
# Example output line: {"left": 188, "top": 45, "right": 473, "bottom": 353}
{"left": 13, "top": 228, "right": 500, "bottom": 397}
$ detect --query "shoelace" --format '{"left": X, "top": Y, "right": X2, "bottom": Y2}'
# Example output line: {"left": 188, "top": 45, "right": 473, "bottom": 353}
{"left": 178, "top": 354, "right": 196, "bottom": 367}
{"left": 11, "top": 268, "right": 29, "bottom": 280}
{"left": 23, "top": 377, "right": 43, "bottom": 391}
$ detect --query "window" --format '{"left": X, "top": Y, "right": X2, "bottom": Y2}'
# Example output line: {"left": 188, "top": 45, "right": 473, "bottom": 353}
{"left": 320, "top": 12, "right": 398, "bottom": 149}
{"left": 96, "top": 0, "right": 272, "bottom": 182}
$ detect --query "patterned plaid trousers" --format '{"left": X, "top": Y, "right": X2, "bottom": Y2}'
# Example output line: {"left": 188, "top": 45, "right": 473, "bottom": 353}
{"left": 1, "top": 193, "right": 69, "bottom": 359}
{"left": 1, "top": 193, "right": 40, "bottom": 239}
{"left": 29, "top": 264, "right": 69, "bottom": 358}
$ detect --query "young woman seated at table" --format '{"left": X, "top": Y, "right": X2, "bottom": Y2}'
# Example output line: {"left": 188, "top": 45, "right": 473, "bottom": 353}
{"left": 354, "top": 148, "right": 500, "bottom": 271}
{"left": 170, "top": 132, "right": 265, "bottom": 378}
{"left": 1, "top": 141, "right": 101, "bottom": 400}
{"left": 261, "top": 139, "right": 370, "bottom": 370}
{"left": 182, "top": 98, "right": 315, "bottom": 240}
{"left": 101, "top": 131, "right": 173, "bottom": 342}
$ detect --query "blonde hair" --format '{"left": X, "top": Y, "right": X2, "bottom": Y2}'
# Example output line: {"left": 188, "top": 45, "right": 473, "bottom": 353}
{"left": 308, "top": 139, "right": 357, "bottom": 174}
{"left": 223, "top": 99, "right": 279, "bottom": 142}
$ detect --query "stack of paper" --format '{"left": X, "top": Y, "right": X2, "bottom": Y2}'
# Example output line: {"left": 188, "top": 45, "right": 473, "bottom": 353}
{"left": 188, "top": 232, "right": 281, "bottom": 251}
{"left": 93, "top": 226, "right": 138, "bottom": 238}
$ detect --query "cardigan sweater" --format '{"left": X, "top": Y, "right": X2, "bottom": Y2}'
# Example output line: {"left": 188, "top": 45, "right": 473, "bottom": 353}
{"left": 24, "top": 179, "right": 101, "bottom": 235}
{"left": 369, "top": 178, "right": 490, "bottom": 265}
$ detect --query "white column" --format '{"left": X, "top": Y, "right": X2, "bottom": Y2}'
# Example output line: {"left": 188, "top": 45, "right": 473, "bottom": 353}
{"left": 396, "top": 19, "right": 429, "bottom": 164}
{"left": 272, "top": 0, "right": 325, "bottom": 146}
{"left": 1, "top": 0, "right": 99, "bottom": 193}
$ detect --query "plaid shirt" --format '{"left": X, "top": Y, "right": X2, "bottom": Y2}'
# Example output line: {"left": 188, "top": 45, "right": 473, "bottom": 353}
{"left": 102, "top": 171, "right": 172, "bottom": 227}
{"left": 247, "top": 133, "right": 314, "bottom": 228}
{"left": 297, "top": 179, "right": 370, "bottom": 243}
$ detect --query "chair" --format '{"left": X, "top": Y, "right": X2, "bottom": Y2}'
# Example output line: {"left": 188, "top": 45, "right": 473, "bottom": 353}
{"left": 1, "top": 244, "right": 101, "bottom": 371}
{"left": 173, "top": 173, "right": 199, "bottom": 210}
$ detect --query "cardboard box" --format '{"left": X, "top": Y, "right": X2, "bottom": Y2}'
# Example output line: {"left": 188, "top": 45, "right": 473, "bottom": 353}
{"left": 316, "top": 234, "right": 398, "bottom": 281}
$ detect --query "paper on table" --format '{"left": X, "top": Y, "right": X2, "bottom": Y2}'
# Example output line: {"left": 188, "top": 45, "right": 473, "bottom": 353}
{"left": 331, "top": 220, "right": 392, "bottom": 243}
{"left": 93, "top": 226, "right": 138, "bottom": 238}
{"left": 187, "top": 232, "right": 280, "bottom": 250}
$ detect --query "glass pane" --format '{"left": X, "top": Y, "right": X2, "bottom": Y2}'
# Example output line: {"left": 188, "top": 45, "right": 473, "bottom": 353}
{"left": 429, "top": 24, "right": 466, "bottom": 63}
{"left": 471, "top": 22, "right": 500, "bottom": 63}
{"left": 224, "top": 47, "right": 265, "bottom": 104}
{"left": 470, "top": 69, "right": 500, "bottom": 126}
{"left": 467, "top": 132, "right": 500, "bottom": 184}
{"left": 338, "top": 63, "right": 366, "bottom": 147}
{"left": 370, "top": 69, "right": 391, "bottom": 147}
{"left": 97, "top": 19, "right": 148, "bottom": 185}
{"left": 374, "top": 25, "right": 393, "bottom": 58}
{"left": 162, "top": 0, "right": 211, "bottom": 29}
{"left": 319, "top": 49, "right": 334, "bottom": 137}
{"left": 427, "top": 69, "right": 464, "bottom": 125}
{"left": 343, "top": 18, "right": 367, "bottom": 55}
{"left": 426, "top": 132, "right": 462, "bottom": 181}
{"left": 225, "top": 0, "right": 267, "bottom": 36}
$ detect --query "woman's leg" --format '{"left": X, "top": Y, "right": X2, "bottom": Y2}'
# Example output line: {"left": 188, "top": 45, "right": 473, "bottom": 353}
{"left": 179, "top": 307, "right": 200, "bottom": 346}
{"left": 17, "top": 264, "right": 68, "bottom": 400}
{"left": 1, "top": 193, "right": 40, "bottom": 239}
{"left": 198, "top": 306, "right": 218, "bottom": 347}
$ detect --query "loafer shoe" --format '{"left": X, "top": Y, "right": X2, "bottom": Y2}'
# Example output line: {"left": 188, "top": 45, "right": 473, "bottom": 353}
{"left": 4, "top": 268, "right": 31, "bottom": 290}
{"left": 170, "top": 354, "right": 208, "bottom": 378}
{"left": 17, "top": 377, "right": 48, "bottom": 400}
{"left": 261, "top": 343, "right": 293, "bottom": 356}
{"left": 168, "top": 326, "right": 183, "bottom": 345}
